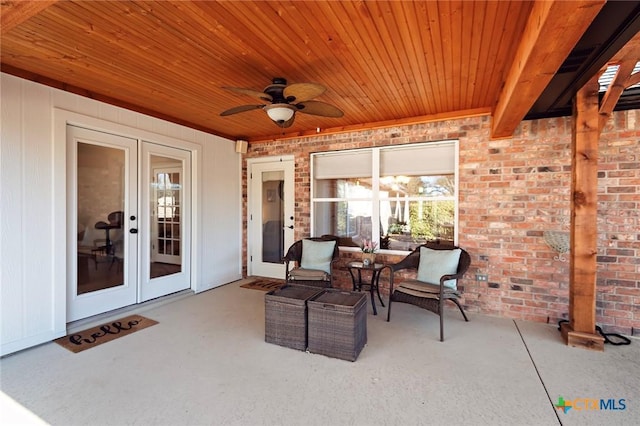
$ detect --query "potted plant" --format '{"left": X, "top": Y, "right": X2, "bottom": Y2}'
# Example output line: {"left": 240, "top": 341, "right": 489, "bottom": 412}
{"left": 361, "top": 239, "right": 378, "bottom": 266}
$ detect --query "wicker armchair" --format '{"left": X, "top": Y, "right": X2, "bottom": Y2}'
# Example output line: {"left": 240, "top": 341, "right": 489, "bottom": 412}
{"left": 387, "top": 241, "right": 471, "bottom": 341}
{"left": 283, "top": 237, "right": 339, "bottom": 289}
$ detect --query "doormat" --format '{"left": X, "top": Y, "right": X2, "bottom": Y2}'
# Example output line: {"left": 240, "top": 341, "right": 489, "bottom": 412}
{"left": 240, "top": 279, "right": 285, "bottom": 292}
{"left": 55, "top": 314, "right": 158, "bottom": 353}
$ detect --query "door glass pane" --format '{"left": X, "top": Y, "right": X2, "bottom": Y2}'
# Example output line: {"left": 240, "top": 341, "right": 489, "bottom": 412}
{"left": 76, "top": 143, "right": 125, "bottom": 295}
{"left": 262, "top": 171, "right": 284, "bottom": 263}
{"left": 150, "top": 156, "right": 182, "bottom": 278}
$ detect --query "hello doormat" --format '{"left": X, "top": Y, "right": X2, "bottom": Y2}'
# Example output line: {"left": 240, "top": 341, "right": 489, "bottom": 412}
{"left": 240, "top": 279, "right": 285, "bottom": 292}
{"left": 55, "top": 315, "right": 158, "bottom": 353}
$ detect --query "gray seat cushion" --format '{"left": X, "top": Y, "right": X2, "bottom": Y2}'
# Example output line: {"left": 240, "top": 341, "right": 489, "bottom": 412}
{"left": 396, "top": 279, "right": 461, "bottom": 299}
{"left": 288, "top": 267, "right": 329, "bottom": 281}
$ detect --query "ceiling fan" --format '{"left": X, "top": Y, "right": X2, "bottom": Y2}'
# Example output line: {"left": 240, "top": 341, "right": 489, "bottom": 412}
{"left": 220, "top": 78, "right": 344, "bottom": 127}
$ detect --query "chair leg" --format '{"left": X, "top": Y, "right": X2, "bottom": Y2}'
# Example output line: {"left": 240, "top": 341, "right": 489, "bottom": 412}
{"left": 386, "top": 293, "right": 393, "bottom": 322}
{"left": 439, "top": 299, "right": 445, "bottom": 342}
{"left": 376, "top": 285, "right": 385, "bottom": 307}
{"left": 439, "top": 299, "right": 468, "bottom": 342}
{"left": 450, "top": 299, "right": 469, "bottom": 322}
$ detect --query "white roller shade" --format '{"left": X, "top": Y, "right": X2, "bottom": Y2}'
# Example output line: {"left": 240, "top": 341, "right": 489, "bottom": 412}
{"left": 313, "top": 150, "right": 372, "bottom": 179}
{"left": 380, "top": 141, "right": 455, "bottom": 176}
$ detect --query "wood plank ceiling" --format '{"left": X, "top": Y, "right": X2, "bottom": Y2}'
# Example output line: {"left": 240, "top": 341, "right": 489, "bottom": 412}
{"left": 1, "top": 0, "right": 632, "bottom": 143}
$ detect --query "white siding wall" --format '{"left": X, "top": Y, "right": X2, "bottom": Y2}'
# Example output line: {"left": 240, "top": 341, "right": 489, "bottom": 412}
{"left": 1, "top": 73, "right": 242, "bottom": 356}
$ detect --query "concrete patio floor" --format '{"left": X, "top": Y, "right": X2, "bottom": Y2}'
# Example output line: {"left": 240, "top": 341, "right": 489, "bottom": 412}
{"left": 1, "top": 278, "right": 638, "bottom": 425}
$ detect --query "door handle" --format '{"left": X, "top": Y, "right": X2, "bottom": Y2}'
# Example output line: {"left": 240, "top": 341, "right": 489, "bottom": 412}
{"left": 129, "top": 228, "right": 138, "bottom": 234}
{"left": 286, "top": 225, "right": 293, "bottom": 229}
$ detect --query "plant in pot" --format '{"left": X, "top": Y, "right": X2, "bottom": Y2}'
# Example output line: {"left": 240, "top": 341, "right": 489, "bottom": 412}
{"left": 361, "top": 239, "right": 378, "bottom": 266}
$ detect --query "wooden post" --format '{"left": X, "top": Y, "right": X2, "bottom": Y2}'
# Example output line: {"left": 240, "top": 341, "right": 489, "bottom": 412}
{"left": 560, "top": 77, "right": 604, "bottom": 351}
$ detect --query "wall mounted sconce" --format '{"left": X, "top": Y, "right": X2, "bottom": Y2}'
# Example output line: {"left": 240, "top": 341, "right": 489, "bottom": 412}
{"left": 543, "top": 231, "right": 569, "bottom": 262}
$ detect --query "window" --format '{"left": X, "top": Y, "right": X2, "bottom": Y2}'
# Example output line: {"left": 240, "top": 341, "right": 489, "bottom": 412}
{"left": 311, "top": 141, "right": 458, "bottom": 252}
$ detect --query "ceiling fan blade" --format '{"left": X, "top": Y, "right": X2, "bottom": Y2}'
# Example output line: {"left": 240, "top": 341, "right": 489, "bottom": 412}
{"left": 283, "top": 83, "right": 326, "bottom": 103}
{"left": 296, "top": 100, "right": 344, "bottom": 117}
{"left": 222, "top": 86, "right": 272, "bottom": 102}
{"left": 220, "top": 104, "right": 264, "bottom": 116}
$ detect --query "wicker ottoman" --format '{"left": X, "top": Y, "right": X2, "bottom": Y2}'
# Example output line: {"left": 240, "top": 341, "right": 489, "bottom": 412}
{"left": 307, "top": 290, "right": 368, "bottom": 361}
{"left": 265, "top": 285, "right": 324, "bottom": 350}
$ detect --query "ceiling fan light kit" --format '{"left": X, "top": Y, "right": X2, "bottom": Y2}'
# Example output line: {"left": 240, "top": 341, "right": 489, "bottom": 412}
{"left": 220, "top": 78, "right": 343, "bottom": 128}
{"left": 264, "top": 103, "right": 295, "bottom": 123}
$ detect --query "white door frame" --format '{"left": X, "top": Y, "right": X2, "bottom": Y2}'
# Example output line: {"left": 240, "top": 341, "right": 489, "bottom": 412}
{"left": 55, "top": 106, "right": 205, "bottom": 332}
{"left": 63, "top": 121, "right": 201, "bottom": 323}
{"left": 66, "top": 125, "right": 139, "bottom": 321}
{"left": 247, "top": 155, "right": 295, "bottom": 278}
{"left": 139, "top": 141, "right": 192, "bottom": 302}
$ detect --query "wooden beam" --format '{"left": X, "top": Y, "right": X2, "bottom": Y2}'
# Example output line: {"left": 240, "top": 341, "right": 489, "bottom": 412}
{"left": 0, "top": 0, "right": 59, "bottom": 35}
{"left": 491, "top": 0, "right": 605, "bottom": 139}
{"left": 609, "top": 31, "right": 640, "bottom": 63}
{"left": 627, "top": 71, "right": 640, "bottom": 88}
{"left": 562, "top": 76, "right": 604, "bottom": 351}
{"left": 598, "top": 42, "right": 640, "bottom": 132}
{"left": 560, "top": 323, "right": 605, "bottom": 350}
{"left": 599, "top": 59, "right": 637, "bottom": 132}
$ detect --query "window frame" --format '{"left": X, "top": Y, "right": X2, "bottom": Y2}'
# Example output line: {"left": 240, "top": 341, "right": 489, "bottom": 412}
{"left": 310, "top": 140, "right": 459, "bottom": 254}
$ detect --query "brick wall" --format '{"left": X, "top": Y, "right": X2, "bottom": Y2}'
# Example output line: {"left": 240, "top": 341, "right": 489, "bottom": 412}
{"left": 243, "top": 110, "right": 639, "bottom": 335}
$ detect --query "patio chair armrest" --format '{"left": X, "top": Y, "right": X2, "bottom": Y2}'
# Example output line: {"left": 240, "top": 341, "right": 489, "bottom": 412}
{"left": 440, "top": 271, "right": 465, "bottom": 282}
{"left": 381, "top": 265, "right": 395, "bottom": 293}
{"left": 391, "top": 254, "right": 419, "bottom": 272}
{"left": 283, "top": 259, "right": 298, "bottom": 281}
{"left": 326, "top": 258, "right": 340, "bottom": 285}
{"left": 438, "top": 273, "right": 456, "bottom": 292}
{"left": 282, "top": 252, "right": 297, "bottom": 263}
{"left": 329, "top": 257, "right": 340, "bottom": 269}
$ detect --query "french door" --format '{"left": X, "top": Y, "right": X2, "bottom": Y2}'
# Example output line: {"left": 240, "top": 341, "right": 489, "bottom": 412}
{"left": 67, "top": 126, "right": 191, "bottom": 321}
{"left": 248, "top": 157, "right": 295, "bottom": 278}
{"left": 67, "top": 126, "right": 138, "bottom": 321}
{"left": 140, "top": 142, "right": 191, "bottom": 302}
